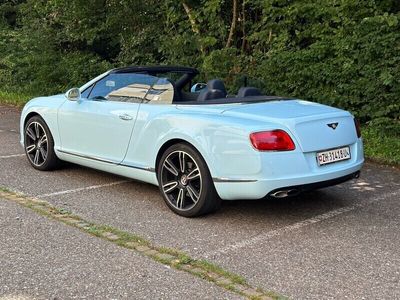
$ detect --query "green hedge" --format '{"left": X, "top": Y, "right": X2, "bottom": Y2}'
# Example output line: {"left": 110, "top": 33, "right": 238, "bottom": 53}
{"left": 0, "top": 0, "right": 399, "bottom": 130}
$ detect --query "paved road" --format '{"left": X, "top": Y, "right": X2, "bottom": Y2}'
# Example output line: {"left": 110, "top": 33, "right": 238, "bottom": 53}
{"left": 0, "top": 200, "right": 239, "bottom": 299}
{"left": 1, "top": 104, "right": 399, "bottom": 299}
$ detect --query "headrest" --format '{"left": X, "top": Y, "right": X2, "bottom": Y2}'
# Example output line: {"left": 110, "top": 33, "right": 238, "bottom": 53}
{"left": 207, "top": 79, "right": 227, "bottom": 97}
{"left": 237, "top": 87, "right": 262, "bottom": 98}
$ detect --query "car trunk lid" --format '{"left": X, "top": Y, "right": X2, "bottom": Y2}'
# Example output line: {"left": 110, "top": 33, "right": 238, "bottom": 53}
{"left": 221, "top": 100, "right": 358, "bottom": 152}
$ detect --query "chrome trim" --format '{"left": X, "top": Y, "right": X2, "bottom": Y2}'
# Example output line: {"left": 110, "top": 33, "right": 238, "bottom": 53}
{"left": 212, "top": 177, "right": 258, "bottom": 183}
{"left": 57, "top": 149, "right": 155, "bottom": 172}
{"left": 119, "top": 114, "right": 133, "bottom": 121}
{"left": 58, "top": 149, "right": 117, "bottom": 164}
{"left": 119, "top": 163, "right": 155, "bottom": 172}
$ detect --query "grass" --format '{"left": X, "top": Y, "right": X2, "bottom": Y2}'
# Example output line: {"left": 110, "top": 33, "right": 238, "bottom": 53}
{"left": 362, "top": 126, "right": 400, "bottom": 166}
{"left": 0, "top": 90, "right": 34, "bottom": 107}
{"left": 192, "top": 259, "right": 247, "bottom": 285}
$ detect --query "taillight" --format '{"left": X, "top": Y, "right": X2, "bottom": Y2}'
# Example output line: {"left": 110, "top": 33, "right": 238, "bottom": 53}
{"left": 250, "top": 130, "right": 296, "bottom": 151}
{"left": 354, "top": 118, "right": 361, "bottom": 138}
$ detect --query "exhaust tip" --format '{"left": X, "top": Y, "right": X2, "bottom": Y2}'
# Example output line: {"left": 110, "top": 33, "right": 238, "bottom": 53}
{"left": 270, "top": 189, "right": 299, "bottom": 198}
{"left": 270, "top": 190, "right": 289, "bottom": 198}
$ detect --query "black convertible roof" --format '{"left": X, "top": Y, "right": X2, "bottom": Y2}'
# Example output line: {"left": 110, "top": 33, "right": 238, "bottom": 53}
{"left": 110, "top": 65, "right": 199, "bottom": 75}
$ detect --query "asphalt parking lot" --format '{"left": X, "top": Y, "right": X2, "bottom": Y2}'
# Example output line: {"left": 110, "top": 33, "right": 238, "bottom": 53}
{"left": 1, "top": 104, "right": 399, "bottom": 299}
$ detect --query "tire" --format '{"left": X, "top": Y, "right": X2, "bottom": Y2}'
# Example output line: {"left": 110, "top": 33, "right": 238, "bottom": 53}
{"left": 157, "top": 143, "right": 221, "bottom": 217}
{"left": 24, "top": 115, "right": 61, "bottom": 171}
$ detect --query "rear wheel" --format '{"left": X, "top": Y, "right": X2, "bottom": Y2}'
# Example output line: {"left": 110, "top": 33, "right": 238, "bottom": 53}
{"left": 157, "top": 143, "right": 221, "bottom": 217}
{"left": 24, "top": 115, "right": 61, "bottom": 171}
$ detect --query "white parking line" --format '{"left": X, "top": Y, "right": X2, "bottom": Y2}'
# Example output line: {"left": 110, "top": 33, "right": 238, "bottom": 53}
{"left": 0, "top": 128, "right": 19, "bottom": 133}
{"left": 0, "top": 154, "right": 25, "bottom": 159}
{"left": 37, "top": 180, "right": 131, "bottom": 198}
{"left": 206, "top": 190, "right": 400, "bottom": 257}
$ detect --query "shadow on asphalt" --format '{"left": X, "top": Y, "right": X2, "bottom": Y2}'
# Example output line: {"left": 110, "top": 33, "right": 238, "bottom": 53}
{"left": 37, "top": 161, "right": 390, "bottom": 222}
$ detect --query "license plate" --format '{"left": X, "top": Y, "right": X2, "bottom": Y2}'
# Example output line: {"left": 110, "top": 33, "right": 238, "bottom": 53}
{"left": 317, "top": 146, "right": 351, "bottom": 166}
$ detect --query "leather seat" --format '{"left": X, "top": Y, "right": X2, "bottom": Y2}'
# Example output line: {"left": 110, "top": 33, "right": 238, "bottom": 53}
{"left": 197, "top": 89, "right": 226, "bottom": 102}
{"left": 197, "top": 79, "right": 227, "bottom": 101}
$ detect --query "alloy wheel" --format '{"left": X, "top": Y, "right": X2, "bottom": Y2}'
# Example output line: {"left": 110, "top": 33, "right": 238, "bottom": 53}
{"left": 25, "top": 121, "right": 48, "bottom": 167}
{"left": 160, "top": 150, "right": 202, "bottom": 211}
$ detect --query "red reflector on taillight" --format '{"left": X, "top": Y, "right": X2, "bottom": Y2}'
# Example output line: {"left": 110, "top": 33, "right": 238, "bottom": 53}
{"left": 250, "top": 130, "right": 296, "bottom": 151}
{"left": 354, "top": 118, "right": 361, "bottom": 138}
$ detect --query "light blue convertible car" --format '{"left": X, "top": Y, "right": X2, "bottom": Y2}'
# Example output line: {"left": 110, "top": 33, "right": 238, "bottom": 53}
{"left": 20, "top": 66, "right": 364, "bottom": 217}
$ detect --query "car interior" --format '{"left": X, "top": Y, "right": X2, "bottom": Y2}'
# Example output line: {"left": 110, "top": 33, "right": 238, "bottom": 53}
{"left": 174, "top": 77, "right": 289, "bottom": 105}
{"left": 181, "top": 78, "right": 262, "bottom": 102}
{"left": 167, "top": 73, "right": 270, "bottom": 104}
{"left": 103, "top": 66, "right": 289, "bottom": 105}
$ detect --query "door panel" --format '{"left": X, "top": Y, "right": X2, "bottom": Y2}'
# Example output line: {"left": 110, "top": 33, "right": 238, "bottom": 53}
{"left": 58, "top": 99, "right": 139, "bottom": 163}
{"left": 58, "top": 72, "right": 161, "bottom": 163}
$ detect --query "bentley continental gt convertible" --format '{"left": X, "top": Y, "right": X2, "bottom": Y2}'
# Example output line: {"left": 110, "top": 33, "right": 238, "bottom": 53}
{"left": 20, "top": 66, "right": 364, "bottom": 217}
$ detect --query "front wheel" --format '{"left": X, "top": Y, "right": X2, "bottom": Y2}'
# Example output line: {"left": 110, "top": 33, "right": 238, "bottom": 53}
{"left": 24, "top": 115, "right": 61, "bottom": 171}
{"left": 157, "top": 143, "right": 221, "bottom": 217}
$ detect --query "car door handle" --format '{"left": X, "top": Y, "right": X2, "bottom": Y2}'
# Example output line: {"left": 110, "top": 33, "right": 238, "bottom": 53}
{"left": 119, "top": 114, "right": 133, "bottom": 121}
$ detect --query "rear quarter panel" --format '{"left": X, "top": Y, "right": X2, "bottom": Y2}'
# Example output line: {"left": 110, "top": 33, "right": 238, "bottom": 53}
{"left": 123, "top": 104, "right": 284, "bottom": 179}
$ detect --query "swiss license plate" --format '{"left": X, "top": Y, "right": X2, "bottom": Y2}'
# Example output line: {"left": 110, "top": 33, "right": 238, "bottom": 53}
{"left": 317, "top": 146, "right": 351, "bottom": 166}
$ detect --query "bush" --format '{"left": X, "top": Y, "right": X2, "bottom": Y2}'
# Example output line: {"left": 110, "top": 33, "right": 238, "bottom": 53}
{"left": 0, "top": 0, "right": 398, "bottom": 125}
{"left": 248, "top": 2, "right": 400, "bottom": 123}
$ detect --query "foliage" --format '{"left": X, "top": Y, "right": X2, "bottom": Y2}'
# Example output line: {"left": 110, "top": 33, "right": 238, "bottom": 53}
{"left": 0, "top": 0, "right": 399, "bottom": 125}
{"left": 362, "top": 124, "right": 400, "bottom": 165}
{"left": 254, "top": 1, "right": 400, "bottom": 122}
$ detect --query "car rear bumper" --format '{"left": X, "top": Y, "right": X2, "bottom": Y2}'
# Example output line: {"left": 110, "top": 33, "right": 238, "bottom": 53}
{"left": 267, "top": 170, "right": 360, "bottom": 198}
{"left": 214, "top": 159, "right": 364, "bottom": 200}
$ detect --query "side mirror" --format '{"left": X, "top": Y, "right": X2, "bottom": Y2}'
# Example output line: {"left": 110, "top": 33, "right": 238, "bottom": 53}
{"left": 65, "top": 88, "right": 81, "bottom": 101}
{"left": 191, "top": 83, "right": 207, "bottom": 93}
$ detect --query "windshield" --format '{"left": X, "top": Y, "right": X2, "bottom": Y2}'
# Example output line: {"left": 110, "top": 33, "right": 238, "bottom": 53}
{"left": 82, "top": 73, "right": 176, "bottom": 104}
